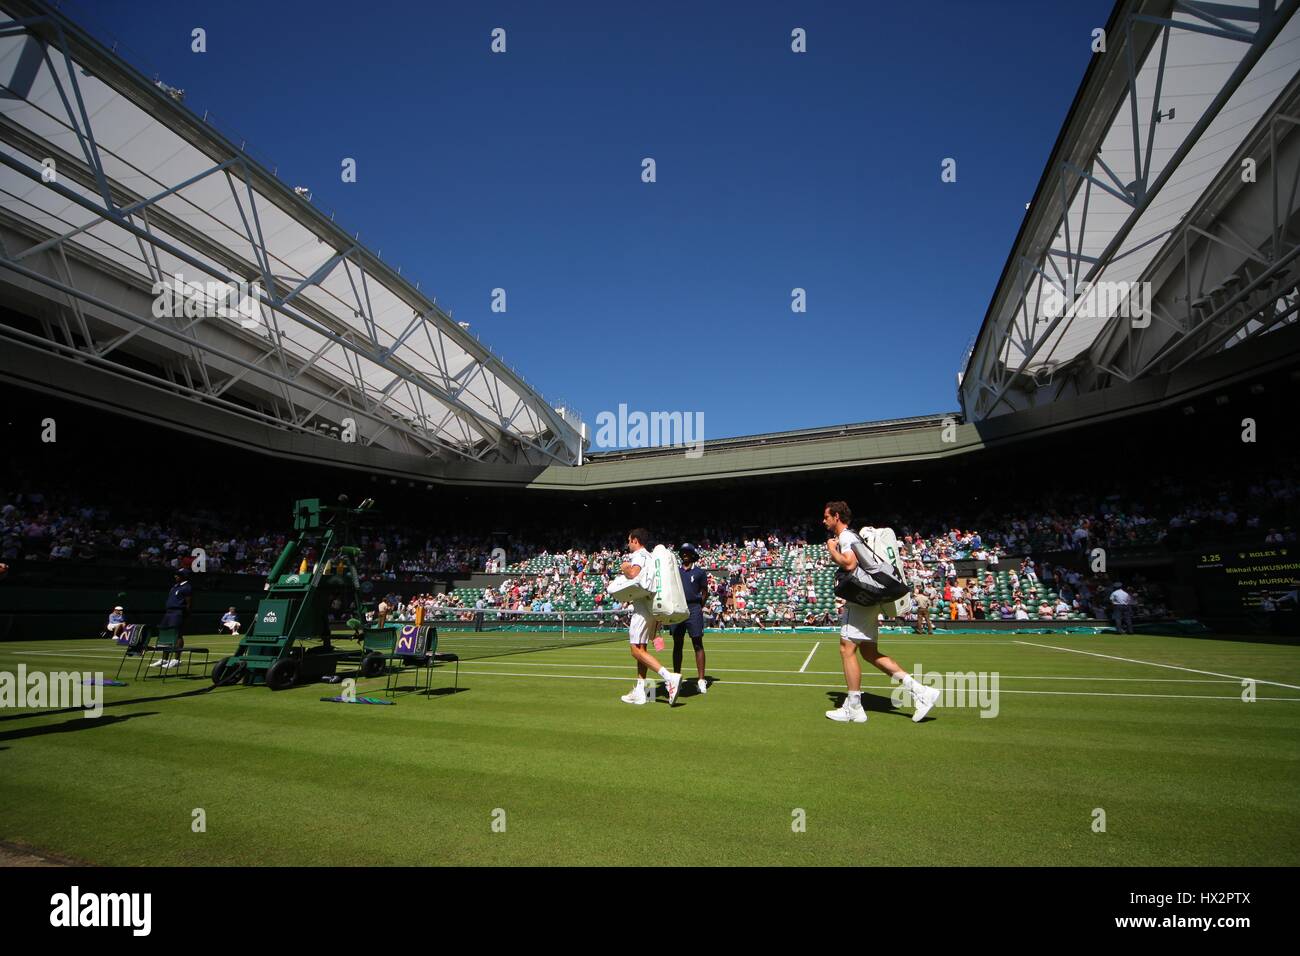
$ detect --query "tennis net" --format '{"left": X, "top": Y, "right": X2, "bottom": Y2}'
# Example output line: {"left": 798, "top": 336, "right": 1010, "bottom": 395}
{"left": 417, "top": 608, "right": 630, "bottom": 661}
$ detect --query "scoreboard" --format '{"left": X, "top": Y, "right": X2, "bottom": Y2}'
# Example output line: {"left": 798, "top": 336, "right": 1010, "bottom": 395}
{"left": 1190, "top": 546, "right": 1299, "bottom": 617}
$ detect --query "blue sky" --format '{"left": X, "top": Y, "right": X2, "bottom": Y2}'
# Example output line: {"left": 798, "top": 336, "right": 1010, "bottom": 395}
{"left": 86, "top": 0, "right": 1110, "bottom": 443}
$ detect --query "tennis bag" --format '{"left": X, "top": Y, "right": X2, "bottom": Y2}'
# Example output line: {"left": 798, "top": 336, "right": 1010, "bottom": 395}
{"left": 862, "top": 526, "right": 913, "bottom": 617}
{"left": 833, "top": 528, "right": 909, "bottom": 609}
{"left": 650, "top": 545, "right": 689, "bottom": 624}
{"left": 606, "top": 552, "right": 657, "bottom": 603}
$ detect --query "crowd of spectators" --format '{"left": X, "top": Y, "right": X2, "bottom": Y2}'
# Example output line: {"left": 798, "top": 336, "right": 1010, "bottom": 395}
{"left": 4, "top": 469, "right": 1296, "bottom": 629}
{"left": 0, "top": 489, "right": 532, "bottom": 582}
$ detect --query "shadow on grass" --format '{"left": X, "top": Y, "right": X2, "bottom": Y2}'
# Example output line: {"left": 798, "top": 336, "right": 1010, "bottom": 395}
{"left": 675, "top": 675, "right": 716, "bottom": 698}
{"left": 420, "top": 686, "right": 468, "bottom": 699}
{"left": 385, "top": 685, "right": 468, "bottom": 699}
{"left": 0, "top": 684, "right": 216, "bottom": 724}
{"left": 826, "top": 690, "right": 919, "bottom": 719}
{"left": 372, "top": 680, "right": 469, "bottom": 699}
{"left": 646, "top": 683, "right": 685, "bottom": 708}
{"left": 413, "top": 686, "right": 470, "bottom": 702}
{"left": 0, "top": 710, "right": 158, "bottom": 743}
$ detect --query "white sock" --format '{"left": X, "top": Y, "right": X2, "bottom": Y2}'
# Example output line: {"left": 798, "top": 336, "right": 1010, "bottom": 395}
{"left": 847, "top": 691, "right": 861, "bottom": 705}
{"left": 657, "top": 666, "right": 671, "bottom": 680}
{"left": 900, "top": 674, "right": 921, "bottom": 693}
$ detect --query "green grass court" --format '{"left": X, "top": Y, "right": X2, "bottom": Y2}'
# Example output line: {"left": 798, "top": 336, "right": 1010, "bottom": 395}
{"left": 1, "top": 630, "right": 1297, "bottom": 866}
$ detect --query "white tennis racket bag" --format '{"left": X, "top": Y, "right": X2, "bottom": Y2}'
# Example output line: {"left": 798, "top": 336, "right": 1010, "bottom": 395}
{"left": 606, "top": 550, "right": 658, "bottom": 604}
{"left": 650, "top": 545, "right": 689, "bottom": 624}
{"left": 859, "top": 526, "right": 911, "bottom": 617}
{"left": 606, "top": 573, "right": 654, "bottom": 603}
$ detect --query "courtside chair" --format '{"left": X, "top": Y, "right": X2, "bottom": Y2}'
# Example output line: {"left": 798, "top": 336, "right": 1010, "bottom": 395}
{"left": 382, "top": 625, "right": 460, "bottom": 697}
{"left": 113, "top": 623, "right": 153, "bottom": 679}
{"left": 138, "top": 627, "right": 210, "bottom": 681}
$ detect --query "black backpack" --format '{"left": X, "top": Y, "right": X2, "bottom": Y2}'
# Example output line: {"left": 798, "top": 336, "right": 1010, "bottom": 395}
{"left": 833, "top": 533, "right": 909, "bottom": 607}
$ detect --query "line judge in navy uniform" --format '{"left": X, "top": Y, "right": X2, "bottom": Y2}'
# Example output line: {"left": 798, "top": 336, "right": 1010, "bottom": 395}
{"left": 671, "top": 543, "right": 710, "bottom": 695}
{"left": 155, "top": 567, "right": 192, "bottom": 669}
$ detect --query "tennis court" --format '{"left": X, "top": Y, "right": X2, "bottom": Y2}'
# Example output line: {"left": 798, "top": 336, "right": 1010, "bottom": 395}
{"left": 0, "top": 630, "right": 1296, "bottom": 866}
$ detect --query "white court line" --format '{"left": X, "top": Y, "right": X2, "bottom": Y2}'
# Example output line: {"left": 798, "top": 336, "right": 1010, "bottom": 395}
{"left": 0, "top": 638, "right": 1025, "bottom": 660}
{"left": 1, "top": 652, "right": 1294, "bottom": 701}
{"left": 1014, "top": 640, "right": 1300, "bottom": 691}
{"left": 473, "top": 637, "right": 1026, "bottom": 648}
{"left": 799, "top": 643, "right": 820, "bottom": 673}
{"left": 456, "top": 660, "right": 1250, "bottom": 682}
{"left": 0, "top": 650, "right": 148, "bottom": 661}
{"left": 446, "top": 668, "right": 1300, "bottom": 701}
{"left": 463, "top": 642, "right": 1023, "bottom": 654}
{"left": 0, "top": 649, "right": 1279, "bottom": 686}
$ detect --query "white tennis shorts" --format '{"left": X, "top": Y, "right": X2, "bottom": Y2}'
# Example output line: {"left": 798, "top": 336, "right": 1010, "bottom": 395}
{"left": 628, "top": 602, "right": 657, "bottom": 645}
{"left": 841, "top": 603, "right": 880, "bottom": 644}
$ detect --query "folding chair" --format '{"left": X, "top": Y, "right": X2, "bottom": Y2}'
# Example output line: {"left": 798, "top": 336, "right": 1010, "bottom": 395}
{"left": 383, "top": 624, "right": 458, "bottom": 697}
{"left": 113, "top": 624, "right": 154, "bottom": 679}
{"left": 137, "top": 627, "right": 211, "bottom": 681}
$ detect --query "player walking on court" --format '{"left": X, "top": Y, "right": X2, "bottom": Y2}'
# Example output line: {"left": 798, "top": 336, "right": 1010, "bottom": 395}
{"left": 619, "top": 529, "right": 682, "bottom": 706}
{"left": 671, "top": 543, "right": 709, "bottom": 695}
{"left": 822, "top": 501, "right": 941, "bottom": 724}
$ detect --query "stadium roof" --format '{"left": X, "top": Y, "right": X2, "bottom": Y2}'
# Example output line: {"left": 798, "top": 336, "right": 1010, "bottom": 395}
{"left": 0, "top": 0, "right": 584, "bottom": 465}
{"left": 961, "top": 0, "right": 1300, "bottom": 421}
{"left": 585, "top": 412, "right": 957, "bottom": 463}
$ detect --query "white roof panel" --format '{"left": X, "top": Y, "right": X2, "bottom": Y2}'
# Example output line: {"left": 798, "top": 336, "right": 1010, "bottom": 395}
{"left": 998, "top": 4, "right": 1299, "bottom": 372}
{"left": 0, "top": 21, "right": 568, "bottom": 455}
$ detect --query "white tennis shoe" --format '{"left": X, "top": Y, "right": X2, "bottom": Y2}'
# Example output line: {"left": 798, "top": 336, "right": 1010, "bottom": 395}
{"left": 825, "top": 700, "right": 867, "bottom": 723}
{"left": 697, "top": 679, "right": 708, "bottom": 695}
{"left": 620, "top": 684, "right": 647, "bottom": 705}
{"left": 912, "top": 685, "right": 941, "bottom": 722}
{"left": 664, "top": 673, "right": 682, "bottom": 705}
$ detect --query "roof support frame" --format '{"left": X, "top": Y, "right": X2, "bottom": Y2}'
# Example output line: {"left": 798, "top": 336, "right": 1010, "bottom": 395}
{"left": 963, "top": 0, "right": 1297, "bottom": 421}
{"left": 0, "top": 2, "right": 582, "bottom": 464}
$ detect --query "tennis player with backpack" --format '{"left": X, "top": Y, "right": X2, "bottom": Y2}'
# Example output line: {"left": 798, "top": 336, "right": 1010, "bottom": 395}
{"left": 607, "top": 529, "right": 684, "bottom": 707}
{"left": 822, "top": 501, "right": 941, "bottom": 725}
